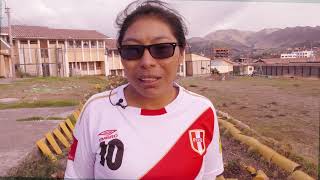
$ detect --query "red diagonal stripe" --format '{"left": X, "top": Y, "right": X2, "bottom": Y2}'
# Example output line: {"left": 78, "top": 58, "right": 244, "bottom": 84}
{"left": 141, "top": 108, "right": 214, "bottom": 179}
{"left": 68, "top": 136, "right": 78, "bottom": 161}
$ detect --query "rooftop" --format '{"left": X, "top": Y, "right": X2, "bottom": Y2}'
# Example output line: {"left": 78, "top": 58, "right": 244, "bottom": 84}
{"left": 0, "top": 25, "right": 109, "bottom": 40}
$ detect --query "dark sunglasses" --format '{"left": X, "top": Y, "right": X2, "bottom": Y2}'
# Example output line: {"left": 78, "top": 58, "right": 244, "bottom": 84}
{"left": 118, "top": 42, "right": 180, "bottom": 60}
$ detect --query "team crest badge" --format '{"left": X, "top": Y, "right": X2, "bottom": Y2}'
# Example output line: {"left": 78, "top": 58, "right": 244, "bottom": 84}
{"left": 188, "top": 129, "right": 206, "bottom": 155}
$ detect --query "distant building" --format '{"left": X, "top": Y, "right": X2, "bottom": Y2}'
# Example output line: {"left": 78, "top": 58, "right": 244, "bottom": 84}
{"left": 213, "top": 48, "right": 230, "bottom": 58}
{"left": 255, "top": 57, "right": 320, "bottom": 64}
{"left": 0, "top": 25, "right": 124, "bottom": 78}
{"left": 0, "top": 39, "right": 11, "bottom": 78}
{"left": 210, "top": 58, "right": 234, "bottom": 74}
{"left": 281, "top": 50, "right": 314, "bottom": 59}
{"left": 185, "top": 53, "right": 211, "bottom": 76}
{"left": 253, "top": 57, "right": 320, "bottom": 77}
{"left": 232, "top": 58, "right": 255, "bottom": 75}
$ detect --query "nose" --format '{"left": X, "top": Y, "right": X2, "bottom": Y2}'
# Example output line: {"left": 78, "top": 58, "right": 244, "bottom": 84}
{"left": 139, "top": 48, "right": 157, "bottom": 69}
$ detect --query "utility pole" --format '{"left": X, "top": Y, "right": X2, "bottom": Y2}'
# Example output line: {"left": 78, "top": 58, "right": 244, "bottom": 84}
{"left": 5, "top": 4, "right": 15, "bottom": 78}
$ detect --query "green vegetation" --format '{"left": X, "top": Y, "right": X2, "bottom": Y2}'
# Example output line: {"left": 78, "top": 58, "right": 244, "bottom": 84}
{"left": 16, "top": 116, "right": 43, "bottom": 122}
{"left": 46, "top": 116, "right": 66, "bottom": 120}
{"left": 0, "top": 100, "right": 78, "bottom": 110}
{"left": 7, "top": 150, "right": 68, "bottom": 178}
{"left": 16, "top": 116, "right": 66, "bottom": 122}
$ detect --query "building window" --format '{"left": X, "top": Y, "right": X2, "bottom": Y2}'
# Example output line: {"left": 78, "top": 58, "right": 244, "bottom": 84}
{"left": 58, "top": 41, "right": 64, "bottom": 45}
{"left": 75, "top": 40, "right": 81, "bottom": 48}
{"left": 110, "top": 70, "right": 116, "bottom": 75}
{"left": 30, "top": 40, "right": 37, "bottom": 44}
{"left": 41, "top": 49, "right": 49, "bottom": 58}
{"left": 68, "top": 41, "right": 74, "bottom": 47}
{"left": 49, "top": 40, "right": 56, "bottom": 44}
{"left": 98, "top": 41, "right": 104, "bottom": 48}
{"left": 96, "top": 62, "right": 102, "bottom": 70}
{"left": 81, "top": 62, "right": 87, "bottom": 70}
{"left": 83, "top": 41, "right": 89, "bottom": 48}
{"left": 107, "top": 49, "right": 112, "bottom": 56}
{"left": 91, "top": 41, "right": 97, "bottom": 48}
{"left": 89, "top": 62, "right": 94, "bottom": 70}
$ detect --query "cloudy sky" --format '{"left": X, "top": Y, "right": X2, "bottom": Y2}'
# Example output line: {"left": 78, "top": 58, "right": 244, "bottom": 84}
{"left": 1, "top": 0, "right": 319, "bottom": 38}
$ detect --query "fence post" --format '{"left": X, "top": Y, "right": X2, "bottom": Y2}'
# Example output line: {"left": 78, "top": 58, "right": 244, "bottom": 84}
{"left": 309, "top": 66, "right": 312, "bottom": 77}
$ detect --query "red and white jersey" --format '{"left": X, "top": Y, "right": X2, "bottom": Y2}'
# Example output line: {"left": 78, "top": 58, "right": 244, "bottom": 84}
{"left": 65, "top": 83, "right": 224, "bottom": 179}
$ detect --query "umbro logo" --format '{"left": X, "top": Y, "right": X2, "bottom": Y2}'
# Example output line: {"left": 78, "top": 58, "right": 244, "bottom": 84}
{"left": 98, "top": 129, "right": 118, "bottom": 142}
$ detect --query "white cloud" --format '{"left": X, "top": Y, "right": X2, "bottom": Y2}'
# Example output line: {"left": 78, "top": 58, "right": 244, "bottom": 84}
{"left": 2, "top": 0, "right": 320, "bottom": 38}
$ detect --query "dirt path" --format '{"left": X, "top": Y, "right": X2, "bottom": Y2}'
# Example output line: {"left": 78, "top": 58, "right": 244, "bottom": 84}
{"left": 0, "top": 106, "right": 76, "bottom": 176}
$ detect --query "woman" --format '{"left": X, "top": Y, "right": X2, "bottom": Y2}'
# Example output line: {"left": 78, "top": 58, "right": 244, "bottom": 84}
{"left": 65, "top": 0, "right": 223, "bottom": 179}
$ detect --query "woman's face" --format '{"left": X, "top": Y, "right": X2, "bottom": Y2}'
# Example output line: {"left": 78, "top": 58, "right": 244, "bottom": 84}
{"left": 121, "top": 17, "right": 184, "bottom": 98}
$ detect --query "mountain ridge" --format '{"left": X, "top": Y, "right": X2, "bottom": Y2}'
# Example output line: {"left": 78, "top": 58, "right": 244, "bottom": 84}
{"left": 187, "top": 26, "right": 320, "bottom": 58}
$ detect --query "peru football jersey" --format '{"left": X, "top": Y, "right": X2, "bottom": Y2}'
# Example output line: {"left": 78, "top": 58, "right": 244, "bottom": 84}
{"left": 64, "top": 83, "right": 224, "bottom": 179}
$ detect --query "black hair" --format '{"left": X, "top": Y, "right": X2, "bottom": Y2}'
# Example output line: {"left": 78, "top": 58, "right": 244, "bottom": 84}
{"left": 115, "top": 0, "right": 188, "bottom": 48}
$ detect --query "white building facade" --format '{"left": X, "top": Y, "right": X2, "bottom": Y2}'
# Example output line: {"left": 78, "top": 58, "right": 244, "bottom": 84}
{"left": 281, "top": 50, "right": 314, "bottom": 59}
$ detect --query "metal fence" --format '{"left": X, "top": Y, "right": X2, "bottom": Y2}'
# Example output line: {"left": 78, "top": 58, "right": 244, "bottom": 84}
{"left": 254, "top": 64, "right": 320, "bottom": 78}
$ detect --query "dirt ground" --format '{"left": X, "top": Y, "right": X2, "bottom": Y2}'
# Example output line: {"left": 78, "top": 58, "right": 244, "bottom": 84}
{"left": 178, "top": 76, "right": 319, "bottom": 171}
{"left": 0, "top": 106, "right": 76, "bottom": 176}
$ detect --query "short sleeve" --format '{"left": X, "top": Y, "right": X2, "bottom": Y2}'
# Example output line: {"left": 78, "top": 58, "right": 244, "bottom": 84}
{"left": 64, "top": 103, "right": 95, "bottom": 179}
{"left": 202, "top": 107, "right": 224, "bottom": 179}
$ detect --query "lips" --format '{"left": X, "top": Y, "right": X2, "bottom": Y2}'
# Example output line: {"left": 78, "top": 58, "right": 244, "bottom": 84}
{"left": 138, "top": 75, "right": 161, "bottom": 86}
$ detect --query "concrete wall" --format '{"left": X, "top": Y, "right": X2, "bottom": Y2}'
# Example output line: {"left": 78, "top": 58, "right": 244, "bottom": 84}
{"left": 185, "top": 53, "right": 211, "bottom": 76}
{"left": 186, "top": 60, "right": 211, "bottom": 76}
{"left": 185, "top": 53, "right": 210, "bottom": 61}
{"left": 0, "top": 55, "right": 10, "bottom": 77}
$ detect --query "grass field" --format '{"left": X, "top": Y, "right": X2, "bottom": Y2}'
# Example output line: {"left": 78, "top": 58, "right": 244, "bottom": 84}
{"left": 2, "top": 75, "right": 318, "bottom": 164}
{"left": 178, "top": 76, "right": 319, "bottom": 173}
{"left": 0, "top": 76, "right": 126, "bottom": 109}
{"left": 2, "top": 75, "right": 319, "bottom": 177}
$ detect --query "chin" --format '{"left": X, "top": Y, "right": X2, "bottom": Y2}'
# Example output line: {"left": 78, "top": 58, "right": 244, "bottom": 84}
{"left": 138, "top": 88, "right": 163, "bottom": 99}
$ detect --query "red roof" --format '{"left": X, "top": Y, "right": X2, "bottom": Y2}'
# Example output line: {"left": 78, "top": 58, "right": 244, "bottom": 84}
{"left": 0, "top": 25, "right": 109, "bottom": 40}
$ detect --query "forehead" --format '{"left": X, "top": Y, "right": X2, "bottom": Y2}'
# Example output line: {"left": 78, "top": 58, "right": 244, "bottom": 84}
{"left": 122, "top": 17, "right": 176, "bottom": 44}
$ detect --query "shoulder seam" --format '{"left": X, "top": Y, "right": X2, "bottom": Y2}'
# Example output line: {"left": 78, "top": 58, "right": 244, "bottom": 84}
{"left": 77, "top": 92, "right": 117, "bottom": 124}
{"left": 183, "top": 89, "right": 209, "bottom": 101}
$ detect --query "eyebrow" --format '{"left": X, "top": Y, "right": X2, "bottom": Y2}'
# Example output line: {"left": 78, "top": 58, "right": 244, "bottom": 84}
{"left": 122, "top": 36, "right": 174, "bottom": 44}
